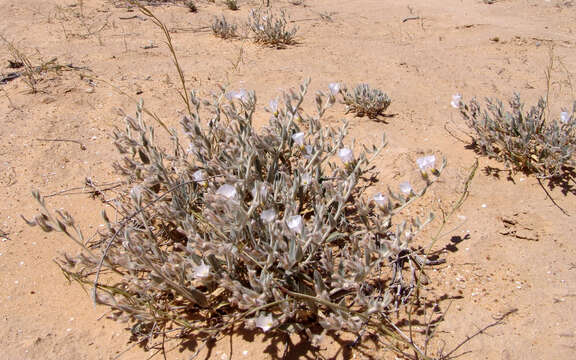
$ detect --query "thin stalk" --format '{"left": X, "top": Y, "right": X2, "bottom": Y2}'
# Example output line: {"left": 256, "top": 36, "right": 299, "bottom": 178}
{"left": 126, "top": 0, "right": 193, "bottom": 119}
{"left": 407, "top": 158, "right": 478, "bottom": 352}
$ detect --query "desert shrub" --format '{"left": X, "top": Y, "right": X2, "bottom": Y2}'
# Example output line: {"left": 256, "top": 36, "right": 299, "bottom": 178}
{"left": 341, "top": 83, "right": 392, "bottom": 119}
{"left": 25, "top": 80, "right": 446, "bottom": 357}
{"left": 185, "top": 0, "right": 197, "bottom": 12}
{"left": 211, "top": 15, "right": 238, "bottom": 39}
{"left": 248, "top": 8, "right": 297, "bottom": 48}
{"left": 224, "top": 0, "right": 239, "bottom": 10}
{"left": 459, "top": 94, "right": 576, "bottom": 178}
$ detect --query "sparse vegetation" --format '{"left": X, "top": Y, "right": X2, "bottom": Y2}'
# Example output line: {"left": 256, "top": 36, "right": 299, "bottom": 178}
{"left": 211, "top": 15, "right": 238, "bottom": 39}
{"left": 248, "top": 8, "right": 298, "bottom": 48}
{"left": 224, "top": 0, "right": 239, "bottom": 11}
{"left": 10, "top": 0, "right": 573, "bottom": 359}
{"left": 459, "top": 94, "right": 576, "bottom": 178}
{"left": 341, "top": 83, "right": 392, "bottom": 119}
{"left": 185, "top": 0, "right": 197, "bottom": 12}
{"left": 1, "top": 35, "right": 88, "bottom": 93}
{"left": 1, "top": 35, "right": 38, "bottom": 93}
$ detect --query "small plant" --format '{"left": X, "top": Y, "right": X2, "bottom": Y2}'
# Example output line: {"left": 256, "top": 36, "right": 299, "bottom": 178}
{"left": 458, "top": 94, "right": 576, "bottom": 178}
{"left": 1, "top": 35, "right": 86, "bottom": 93}
{"left": 224, "top": 0, "right": 239, "bottom": 11}
{"left": 341, "top": 83, "right": 392, "bottom": 119}
{"left": 185, "top": 0, "right": 197, "bottom": 12}
{"left": 1, "top": 34, "right": 37, "bottom": 93}
{"left": 211, "top": 15, "right": 238, "bottom": 39}
{"left": 25, "top": 80, "right": 446, "bottom": 358}
{"left": 248, "top": 8, "right": 298, "bottom": 48}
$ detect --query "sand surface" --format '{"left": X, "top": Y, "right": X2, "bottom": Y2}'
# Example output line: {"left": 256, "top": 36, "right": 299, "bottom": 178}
{"left": 1, "top": 0, "right": 575, "bottom": 359}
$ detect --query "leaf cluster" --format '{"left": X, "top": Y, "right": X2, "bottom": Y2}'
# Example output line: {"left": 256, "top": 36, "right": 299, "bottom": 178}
{"left": 460, "top": 94, "right": 576, "bottom": 178}
{"left": 25, "top": 81, "right": 444, "bottom": 358}
{"left": 211, "top": 15, "right": 238, "bottom": 39}
{"left": 341, "top": 83, "right": 392, "bottom": 119}
{"left": 248, "top": 8, "right": 298, "bottom": 48}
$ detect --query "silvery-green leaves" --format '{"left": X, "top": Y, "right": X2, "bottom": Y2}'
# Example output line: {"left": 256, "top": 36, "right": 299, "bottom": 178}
{"left": 459, "top": 94, "right": 576, "bottom": 178}
{"left": 341, "top": 83, "right": 392, "bottom": 119}
{"left": 211, "top": 15, "right": 238, "bottom": 39}
{"left": 248, "top": 8, "right": 297, "bottom": 48}
{"left": 25, "top": 80, "right": 444, "bottom": 351}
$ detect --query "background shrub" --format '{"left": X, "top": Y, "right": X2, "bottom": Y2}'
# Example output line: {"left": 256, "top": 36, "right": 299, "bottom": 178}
{"left": 211, "top": 15, "right": 238, "bottom": 39}
{"left": 248, "top": 8, "right": 297, "bottom": 48}
{"left": 341, "top": 83, "right": 392, "bottom": 119}
{"left": 459, "top": 94, "right": 576, "bottom": 178}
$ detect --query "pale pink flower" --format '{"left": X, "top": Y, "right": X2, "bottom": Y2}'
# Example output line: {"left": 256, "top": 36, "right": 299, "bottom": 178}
{"left": 450, "top": 94, "right": 462, "bottom": 109}
{"left": 216, "top": 184, "right": 237, "bottom": 199}
{"left": 254, "top": 313, "right": 274, "bottom": 332}
{"left": 338, "top": 148, "right": 354, "bottom": 164}
{"left": 399, "top": 181, "right": 412, "bottom": 195}
{"left": 260, "top": 208, "right": 276, "bottom": 223}
{"left": 416, "top": 155, "right": 436, "bottom": 172}
{"left": 193, "top": 170, "right": 206, "bottom": 185}
{"left": 373, "top": 193, "right": 388, "bottom": 208}
{"left": 561, "top": 111, "right": 571, "bottom": 124}
{"left": 292, "top": 132, "right": 305, "bottom": 146}
{"left": 329, "top": 82, "right": 341, "bottom": 95}
{"left": 227, "top": 89, "right": 249, "bottom": 102}
{"left": 193, "top": 261, "right": 210, "bottom": 279}
{"left": 287, "top": 215, "right": 303, "bottom": 233}
{"left": 269, "top": 99, "right": 279, "bottom": 115}
{"left": 301, "top": 173, "right": 312, "bottom": 186}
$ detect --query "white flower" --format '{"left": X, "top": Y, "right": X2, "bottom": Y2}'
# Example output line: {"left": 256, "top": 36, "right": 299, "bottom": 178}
{"left": 450, "top": 94, "right": 462, "bottom": 109}
{"left": 301, "top": 173, "right": 312, "bottom": 186}
{"left": 560, "top": 111, "right": 571, "bottom": 124}
{"left": 399, "top": 181, "right": 412, "bottom": 194}
{"left": 130, "top": 185, "right": 142, "bottom": 198}
{"left": 329, "top": 82, "right": 340, "bottom": 95}
{"left": 130, "top": 186, "right": 143, "bottom": 205}
{"left": 338, "top": 148, "right": 354, "bottom": 164}
{"left": 251, "top": 183, "right": 268, "bottom": 201}
{"left": 227, "top": 89, "right": 249, "bottom": 102}
{"left": 269, "top": 99, "right": 279, "bottom": 115}
{"left": 416, "top": 155, "right": 436, "bottom": 172}
{"left": 373, "top": 192, "right": 388, "bottom": 208}
{"left": 304, "top": 145, "right": 314, "bottom": 159}
{"left": 287, "top": 215, "right": 303, "bottom": 233}
{"left": 254, "top": 313, "right": 274, "bottom": 332}
{"left": 216, "top": 184, "right": 237, "bottom": 199}
{"left": 292, "top": 132, "right": 305, "bottom": 146}
{"left": 186, "top": 143, "right": 195, "bottom": 154}
{"left": 260, "top": 208, "right": 276, "bottom": 223}
{"left": 192, "top": 170, "right": 206, "bottom": 185}
{"left": 193, "top": 261, "right": 210, "bottom": 279}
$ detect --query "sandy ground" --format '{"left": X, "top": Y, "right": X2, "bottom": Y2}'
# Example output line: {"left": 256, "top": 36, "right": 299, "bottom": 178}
{"left": 1, "top": 0, "right": 576, "bottom": 359}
